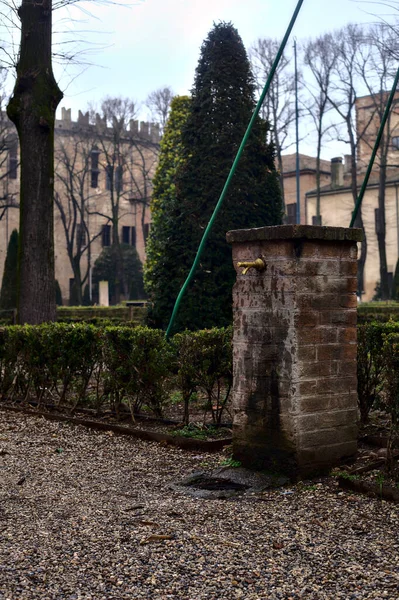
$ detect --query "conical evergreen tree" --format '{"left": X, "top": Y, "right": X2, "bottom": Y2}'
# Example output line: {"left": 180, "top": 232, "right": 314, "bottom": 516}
{"left": 92, "top": 244, "right": 145, "bottom": 305}
{"left": 144, "top": 95, "right": 191, "bottom": 327}
{"left": 147, "top": 22, "right": 282, "bottom": 331}
{"left": 392, "top": 258, "right": 399, "bottom": 301}
{"left": 55, "top": 280, "right": 63, "bottom": 306}
{"left": 0, "top": 229, "right": 19, "bottom": 310}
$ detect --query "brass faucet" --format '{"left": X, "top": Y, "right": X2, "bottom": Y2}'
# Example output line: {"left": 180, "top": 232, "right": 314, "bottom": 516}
{"left": 237, "top": 258, "right": 266, "bottom": 275}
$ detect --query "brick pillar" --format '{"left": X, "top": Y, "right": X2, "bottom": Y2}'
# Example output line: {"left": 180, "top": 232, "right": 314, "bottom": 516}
{"left": 226, "top": 225, "right": 363, "bottom": 477}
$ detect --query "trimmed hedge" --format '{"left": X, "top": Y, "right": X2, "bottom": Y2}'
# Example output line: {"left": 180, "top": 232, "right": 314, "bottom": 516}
{"left": 358, "top": 303, "right": 399, "bottom": 324}
{"left": 357, "top": 320, "right": 399, "bottom": 423}
{"left": 0, "top": 324, "right": 233, "bottom": 424}
{"left": 172, "top": 327, "right": 233, "bottom": 425}
{"left": 382, "top": 333, "right": 399, "bottom": 466}
{"left": 2, "top": 319, "right": 399, "bottom": 429}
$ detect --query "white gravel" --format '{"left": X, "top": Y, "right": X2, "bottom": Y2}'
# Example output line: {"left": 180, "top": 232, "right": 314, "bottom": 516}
{"left": 0, "top": 410, "right": 399, "bottom": 599}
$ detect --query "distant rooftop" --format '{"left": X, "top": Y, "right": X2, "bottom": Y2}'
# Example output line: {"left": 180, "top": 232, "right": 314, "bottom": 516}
{"left": 282, "top": 153, "right": 331, "bottom": 175}
{"left": 306, "top": 168, "right": 399, "bottom": 197}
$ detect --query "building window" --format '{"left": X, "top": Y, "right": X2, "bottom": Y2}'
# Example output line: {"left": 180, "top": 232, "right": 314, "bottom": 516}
{"left": 122, "top": 226, "right": 130, "bottom": 244}
{"left": 91, "top": 171, "right": 98, "bottom": 188}
{"left": 105, "top": 165, "right": 113, "bottom": 191}
{"left": 91, "top": 148, "right": 100, "bottom": 188}
{"left": 102, "top": 224, "right": 111, "bottom": 247}
{"left": 312, "top": 215, "right": 322, "bottom": 226}
{"left": 122, "top": 226, "right": 136, "bottom": 246}
{"left": 144, "top": 223, "right": 150, "bottom": 244}
{"left": 393, "top": 136, "right": 399, "bottom": 150}
{"left": 77, "top": 223, "right": 86, "bottom": 247}
{"left": 285, "top": 203, "right": 297, "bottom": 225}
{"left": 115, "top": 166, "right": 123, "bottom": 193}
{"left": 9, "top": 144, "right": 18, "bottom": 179}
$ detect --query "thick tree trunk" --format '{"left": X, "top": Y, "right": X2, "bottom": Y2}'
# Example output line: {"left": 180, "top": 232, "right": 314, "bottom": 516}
{"left": 7, "top": 0, "right": 63, "bottom": 324}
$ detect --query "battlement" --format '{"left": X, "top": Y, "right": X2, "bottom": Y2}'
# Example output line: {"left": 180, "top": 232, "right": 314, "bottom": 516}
{"left": 55, "top": 107, "right": 161, "bottom": 143}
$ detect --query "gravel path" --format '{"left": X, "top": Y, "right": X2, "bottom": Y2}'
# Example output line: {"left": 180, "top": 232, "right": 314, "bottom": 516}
{"left": 1, "top": 411, "right": 399, "bottom": 600}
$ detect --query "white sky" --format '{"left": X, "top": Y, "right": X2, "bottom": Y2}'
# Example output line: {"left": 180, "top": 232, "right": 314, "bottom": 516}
{"left": 18, "top": 0, "right": 399, "bottom": 158}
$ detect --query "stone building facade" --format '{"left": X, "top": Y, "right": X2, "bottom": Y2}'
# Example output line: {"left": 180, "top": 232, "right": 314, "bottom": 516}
{"left": 306, "top": 93, "right": 399, "bottom": 301}
{"left": 0, "top": 108, "right": 160, "bottom": 304}
{"left": 281, "top": 154, "right": 331, "bottom": 225}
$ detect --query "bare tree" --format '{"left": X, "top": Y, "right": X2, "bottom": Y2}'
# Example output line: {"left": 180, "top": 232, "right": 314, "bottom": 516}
{"left": 303, "top": 33, "right": 338, "bottom": 221}
{"left": 54, "top": 132, "right": 102, "bottom": 305}
{"left": 125, "top": 133, "right": 158, "bottom": 251}
{"left": 1, "top": 0, "right": 126, "bottom": 322}
{"left": 356, "top": 23, "right": 399, "bottom": 299}
{"left": 146, "top": 86, "right": 174, "bottom": 130}
{"left": 5, "top": 0, "right": 63, "bottom": 323}
{"left": 250, "top": 38, "right": 296, "bottom": 206}
{"left": 0, "top": 75, "right": 19, "bottom": 222}
{"left": 90, "top": 96, "right": 159, "bottom": 303}
{"left": 326, "top": 24, "right": 370, "bottom": 296}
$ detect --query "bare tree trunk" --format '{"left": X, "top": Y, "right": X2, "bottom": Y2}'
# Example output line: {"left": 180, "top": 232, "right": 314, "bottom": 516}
{"left": 347, "top": 127, "right": 367, "bottom": 297}
{"left": 316, "top": 137, "right": 321, "bottom": 220}
{"left": 112, "top": 203, "right": 125, "bottom": 304}
{"left": 275, "top": 136, "right": 285, "bottom": 209}
{"left": 377, "top": 152, "right": 389, "bottom": 300}
{"left": 7, "top": 0, "right": 63, "bottom": 324}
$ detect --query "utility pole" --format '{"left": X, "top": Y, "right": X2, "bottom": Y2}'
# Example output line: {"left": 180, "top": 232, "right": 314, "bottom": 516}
{"left": 294, "top": 38, "right": 300, "bottom": 224}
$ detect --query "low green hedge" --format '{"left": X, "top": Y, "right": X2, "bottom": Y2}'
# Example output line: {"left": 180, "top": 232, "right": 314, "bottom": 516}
{"left": 358, "top": 303, "right": 399, "bottom": 324}
{"left": 357, "top": 320, "right": 399, "bottom": 422}
{"left": 0, "top": 324, "right": 232, "bottom": 424}
{"left": 2, "top": 319, "right": 399, "bottom": 430}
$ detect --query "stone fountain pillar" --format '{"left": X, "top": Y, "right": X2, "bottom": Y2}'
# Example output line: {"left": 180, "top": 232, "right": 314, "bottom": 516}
{"left": 226, "top": 225, "right": 363, "bottom": 477}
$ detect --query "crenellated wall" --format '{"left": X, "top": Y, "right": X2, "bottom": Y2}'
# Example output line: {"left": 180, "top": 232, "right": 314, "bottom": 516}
{"left": 55, "top": 107, "right": 161, "bottom": 143}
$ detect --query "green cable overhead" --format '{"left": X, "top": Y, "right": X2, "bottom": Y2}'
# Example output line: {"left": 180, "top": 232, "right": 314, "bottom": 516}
{"left": 165, "top": 0, "right": 305, "bottom": 338}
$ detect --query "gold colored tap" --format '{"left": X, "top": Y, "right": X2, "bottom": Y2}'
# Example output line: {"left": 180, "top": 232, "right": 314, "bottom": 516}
{"left": 237, "top": 258, "right": 266, "bottom": 275}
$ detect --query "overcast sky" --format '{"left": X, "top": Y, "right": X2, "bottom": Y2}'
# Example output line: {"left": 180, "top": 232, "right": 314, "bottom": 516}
{"left": 16, "top": 0, "right": 399, "bottom": 158}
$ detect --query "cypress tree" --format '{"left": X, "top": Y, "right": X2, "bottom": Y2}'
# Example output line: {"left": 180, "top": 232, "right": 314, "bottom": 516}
{"left": 148, "top": 22, "right": 282, "bottom": 331}
{"left": 0, "top": 229, "right": 19, "bottom": 310}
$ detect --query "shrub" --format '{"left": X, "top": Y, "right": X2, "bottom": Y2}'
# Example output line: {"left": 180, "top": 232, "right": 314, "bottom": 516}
{"left": 103, "top": 326, "right": 173, "bottom": 419}
{"left": 382, "top": 333, "right": 399, "bottom": 471}
{"left": 172, "top": 330, "right": 204, "bottom": 425}
{"left": 358, "top": 303, "right": 399, "bottom": 324}
{"left": 193, "top": 327, "right": 233, "bottom": 424}
{"left": 173, "top": 327, "right": 233, "bottom": 425}
{"left": 357, "top": 321, "right": 399, "bottom": 422}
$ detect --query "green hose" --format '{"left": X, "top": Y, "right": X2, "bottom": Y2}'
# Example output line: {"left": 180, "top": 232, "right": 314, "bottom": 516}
{"left": 165, "top": 0, "right": 305, "bottom": 338}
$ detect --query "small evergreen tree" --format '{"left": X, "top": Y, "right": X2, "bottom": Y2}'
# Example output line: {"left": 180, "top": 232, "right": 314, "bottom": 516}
{"left": 392, "top": 259, "right": 399, "bottom": 301}
{"left": 55, "top": 280, "right": 63, "bottom": 306}
{"left": 92, "top": 244, "right": 145, "bottom": 304}
{"left": 0, "top": 229, "right": 19, "bottom": 310}
{"left": 82, "top": 284, "right": 92, "bottom": 306}
{"left": 146, "top": 22, "right": 282, "bottom": 331}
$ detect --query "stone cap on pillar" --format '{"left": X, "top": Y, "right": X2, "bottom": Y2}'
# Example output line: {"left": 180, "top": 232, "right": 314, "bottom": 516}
{"left": 226, "top": 224, "right": 364, "bottom": 244}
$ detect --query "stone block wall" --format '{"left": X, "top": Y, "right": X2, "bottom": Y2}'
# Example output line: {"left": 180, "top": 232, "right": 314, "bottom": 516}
{"left": 226, "top": 225, "right": 363, "bottom": 477}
